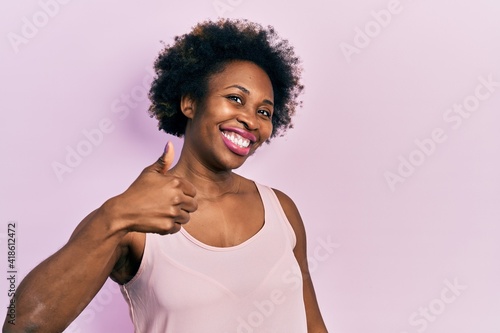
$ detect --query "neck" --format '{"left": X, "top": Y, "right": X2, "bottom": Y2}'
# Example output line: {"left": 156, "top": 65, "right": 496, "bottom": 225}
{"left": 169, "top": 146, "right": 239, "bottom": 199}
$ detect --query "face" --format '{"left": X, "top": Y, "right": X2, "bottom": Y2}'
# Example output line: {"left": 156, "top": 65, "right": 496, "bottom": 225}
{"left": 182, "top": 60, "right": 274, "bottom": 171}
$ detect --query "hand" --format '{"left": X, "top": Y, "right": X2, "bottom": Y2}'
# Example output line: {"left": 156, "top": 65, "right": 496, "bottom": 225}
{"left": 106, "top": 142, "right": 198, "bottom": 235}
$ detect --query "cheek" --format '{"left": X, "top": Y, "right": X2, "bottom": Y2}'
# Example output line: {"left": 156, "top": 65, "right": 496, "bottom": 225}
{"left": 202, "top": 100, "right": 233, "bottom": 121}
{"left": 262, "top": 121, "right": 273, "bottom": 140}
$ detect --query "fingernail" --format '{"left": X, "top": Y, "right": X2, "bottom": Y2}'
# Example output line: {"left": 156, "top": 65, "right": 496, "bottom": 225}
{"left": 164, "top": 141, "right": 170, "bottom": 154}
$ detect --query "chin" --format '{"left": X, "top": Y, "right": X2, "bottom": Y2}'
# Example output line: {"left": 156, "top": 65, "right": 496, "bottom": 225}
{"left": 216, "top": 155, "right": 248, "bottom": 171}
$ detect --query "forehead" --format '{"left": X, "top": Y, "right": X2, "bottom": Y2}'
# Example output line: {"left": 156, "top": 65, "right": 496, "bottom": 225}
{"left": 207, "top": 61, "right": 274, "bottom": 99}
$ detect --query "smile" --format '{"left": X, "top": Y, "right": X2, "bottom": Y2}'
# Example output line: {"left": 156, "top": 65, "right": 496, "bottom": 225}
{"left": 219, "top": 127, "right": 257, "bottom": 156}
{"left": 222, "top": 131, "right": 251, "bottom": 148}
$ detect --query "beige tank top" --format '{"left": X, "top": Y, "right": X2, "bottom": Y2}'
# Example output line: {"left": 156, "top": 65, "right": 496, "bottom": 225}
{"left": 120, "top": 182, "right": 307, "bottom": 332}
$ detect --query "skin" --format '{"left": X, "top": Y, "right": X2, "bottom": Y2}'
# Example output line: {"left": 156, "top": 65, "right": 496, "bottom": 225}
{"left": 3, "top": 60, "right": 327, "bottom": 332}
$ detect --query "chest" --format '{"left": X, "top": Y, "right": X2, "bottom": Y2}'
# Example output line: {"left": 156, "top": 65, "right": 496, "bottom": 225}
{"left": 183, "top": 191, "right": 265, "bottom": 247}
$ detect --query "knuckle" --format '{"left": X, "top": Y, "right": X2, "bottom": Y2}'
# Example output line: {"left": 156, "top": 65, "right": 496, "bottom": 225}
{"left": 170, "top": 177, "right": 182, "bottom": 187}
{"left": 171, "top": 195, "right": 182, "bottom": 205}
{"left": 167, "top": 206, "right": 179, "bottom": 217}
{"left": 156, "top": 156, "right": 165, "bottom": 166}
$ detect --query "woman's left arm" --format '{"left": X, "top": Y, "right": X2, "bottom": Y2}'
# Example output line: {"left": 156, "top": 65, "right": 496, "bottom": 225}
{"left": 273, "top": 189, "right": 329, "bottom": 333}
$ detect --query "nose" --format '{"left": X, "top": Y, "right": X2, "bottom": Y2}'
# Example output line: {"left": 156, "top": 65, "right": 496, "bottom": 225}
{"left": 236, "top": 107, "right": 258, "bottom": 131}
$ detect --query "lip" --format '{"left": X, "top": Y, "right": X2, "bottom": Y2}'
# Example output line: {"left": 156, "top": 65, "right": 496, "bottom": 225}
{"left": 219, "top": 126, "right": 257, "bottom": 143}
{"left": 219, "top": 126, "right": 257, "bottom": 156}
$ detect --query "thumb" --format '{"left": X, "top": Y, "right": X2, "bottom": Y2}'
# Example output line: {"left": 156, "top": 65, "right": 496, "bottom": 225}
{"left": 153, "top": 141, "right": 175, "bottom": 174}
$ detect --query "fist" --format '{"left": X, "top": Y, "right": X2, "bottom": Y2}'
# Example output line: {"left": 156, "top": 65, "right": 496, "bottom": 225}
{"left": 108, "top": 142, "right": 198, "bottom": 235}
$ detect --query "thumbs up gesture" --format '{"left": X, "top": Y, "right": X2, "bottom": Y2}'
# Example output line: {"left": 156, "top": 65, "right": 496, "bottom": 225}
{"left": 154, "top": 141, "right": 176, "bottom": 174}
{"left": 106, "top": 142, "right": 198, "bottom": 235}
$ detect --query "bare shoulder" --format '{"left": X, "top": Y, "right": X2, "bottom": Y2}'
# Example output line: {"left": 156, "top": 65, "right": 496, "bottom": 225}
{"left": 271, "top": 188, "right": 298, "bottom": 214}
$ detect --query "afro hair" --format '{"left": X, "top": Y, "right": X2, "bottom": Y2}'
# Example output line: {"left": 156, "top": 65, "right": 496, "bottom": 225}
{"left": 148, "top": 18, "right": 303, "bottom": 139}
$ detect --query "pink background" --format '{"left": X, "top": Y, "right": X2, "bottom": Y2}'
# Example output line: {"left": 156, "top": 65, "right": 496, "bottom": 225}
{"left": 1, "top": 0, "right": 500, "bottom": 332}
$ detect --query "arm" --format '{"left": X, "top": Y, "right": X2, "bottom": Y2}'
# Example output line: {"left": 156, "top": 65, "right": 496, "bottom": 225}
{"left": 3, "top": 207, "right": 127, "bottom": 333}
{"left": 273, "top": 189, "right": 328, "bottom": 333}
{"left": 3, "top": 142, "right": 197, "bottom": 333}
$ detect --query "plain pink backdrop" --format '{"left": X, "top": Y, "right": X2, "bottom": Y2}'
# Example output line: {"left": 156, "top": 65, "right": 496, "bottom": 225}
{"left": 1, "top": 0, "right": 499, "bottom": 332}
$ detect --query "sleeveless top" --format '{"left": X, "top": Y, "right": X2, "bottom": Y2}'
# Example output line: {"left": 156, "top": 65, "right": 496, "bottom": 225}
{"left": 120, "top": 183, "right": 307, "bottom": 333}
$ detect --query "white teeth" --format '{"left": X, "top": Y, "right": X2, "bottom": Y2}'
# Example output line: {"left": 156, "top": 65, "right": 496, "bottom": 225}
{"left": 223, "top": 131, "right": 250, "bottom": 148}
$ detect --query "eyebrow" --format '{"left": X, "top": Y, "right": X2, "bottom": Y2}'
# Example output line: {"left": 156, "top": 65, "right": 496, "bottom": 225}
{"left": 225, "top": 84, "right": 274, "bottom": 106}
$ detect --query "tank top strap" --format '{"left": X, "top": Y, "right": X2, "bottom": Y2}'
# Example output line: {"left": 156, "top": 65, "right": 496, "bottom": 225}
{"left": 254, "top": 182, "right": 297, "bottom": 249}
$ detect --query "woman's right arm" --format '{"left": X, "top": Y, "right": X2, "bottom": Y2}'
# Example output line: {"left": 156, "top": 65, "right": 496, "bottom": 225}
{"left": 2, "top": 142, "right": 197, "bottom": 333}
{"left": 3, "top": 205, "right": 129, "bottom": 333}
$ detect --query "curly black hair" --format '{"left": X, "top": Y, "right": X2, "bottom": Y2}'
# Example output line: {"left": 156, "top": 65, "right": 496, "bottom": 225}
{"left": 148, "top": 18, "right": 303, "bottom": 139}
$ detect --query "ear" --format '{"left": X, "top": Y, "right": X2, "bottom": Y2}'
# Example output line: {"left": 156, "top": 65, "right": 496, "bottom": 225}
{"left": 180, "top": 94, "right": 196, "bottom": 119}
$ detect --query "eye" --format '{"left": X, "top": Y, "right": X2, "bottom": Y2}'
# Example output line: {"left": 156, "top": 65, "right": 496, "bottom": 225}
{"left": 258, "top": 109, "right": 272, "bottom": 118}
{"left": 227, "top": 95, "right": 242, "bottom": 104}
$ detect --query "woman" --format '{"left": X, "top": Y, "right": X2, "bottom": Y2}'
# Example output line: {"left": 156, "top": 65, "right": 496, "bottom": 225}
{"left": 4, "top": 19, "right": 328, "bottom": 332}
